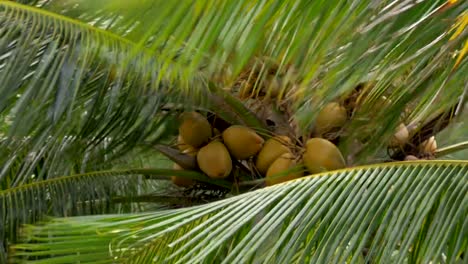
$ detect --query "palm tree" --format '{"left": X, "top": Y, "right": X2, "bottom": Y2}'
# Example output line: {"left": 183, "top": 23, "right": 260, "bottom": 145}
{"left": 1, "top": 0, "right": 467, "bottom": 263}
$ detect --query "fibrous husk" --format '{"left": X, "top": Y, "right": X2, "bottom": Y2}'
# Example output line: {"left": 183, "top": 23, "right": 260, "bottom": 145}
{"left": 222, "top": 125, "right": 264, "bottom": 160}
{"left": 255, "top": 136, "right": 292, "bottom": 175}
{"left": 197, "top": 141, "right": 232, "bottom": 179}
{"left": 264, "top": 76, "right": 281, "bottom": 99}
{"left": 265, "top": 152, "right": 303, "bottom": 186}
{"left": 303, "top": 138, "right": 346, "bottom": 174}
{"left": 235, "top": 58, "right": 280, "bottom": 100}
{"left": 179, "top": 112, "right": 213, "bottom": 148}
{"left": 238, "top": 80, "right": 257, "bottom": 100}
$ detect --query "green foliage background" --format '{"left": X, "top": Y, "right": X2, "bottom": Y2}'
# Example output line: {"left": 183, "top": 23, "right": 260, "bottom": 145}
{"left": 0, "top": 0, "right": 467, "bottom": 263}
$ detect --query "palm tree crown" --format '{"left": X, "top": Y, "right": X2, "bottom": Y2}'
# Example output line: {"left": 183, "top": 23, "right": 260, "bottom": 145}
{"left": 0, "top": 0, "right": 467, "bottom": 263}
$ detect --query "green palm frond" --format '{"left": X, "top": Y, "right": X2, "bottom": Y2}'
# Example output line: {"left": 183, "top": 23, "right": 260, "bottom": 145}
{"left": 0, "top": 1, "right": 276, "bottom": 188}
{"left": 435, "top": 102, "right": 468, "bottom": 159}
{"left": 0, "top": 168, "right": 143, "bottom": 261}
{"left": 1, "top": 0, "right": 467, "bottom": 262}
{"left": 10, "top": 161, "right": 468, "bottom": 263}
{"left": 8, "top": 0, "right": 467, "bottom": 161}
{"left": 0, "top": 3, "right": 271, "bottom": 258}
{"left": 0, "top": 2, "right": 194, "bottom": 187}
{"left": 2, "top": 0, "right": 466, "bottom": 171}
{"left": 0, "top": 169, "right": 144, "bottom": 237}
{"left": 0, "top": 167, "right": 221, "bottom": 255}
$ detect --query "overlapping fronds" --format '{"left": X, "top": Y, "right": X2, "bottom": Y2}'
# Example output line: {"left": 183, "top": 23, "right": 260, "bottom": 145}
{"left": 5, "top": 0, "right": 467, "bottom": 164}
{"left": 2, "top": 0, "right": 466, "bottom": 171}
{"left": 0, "top": 169, "right": 142, "bottom": 260}
{"left": 0, "top": 1, "right": 201, "bottom": 188}
{"left": 10, "top": 161, "right": 468, "bottom": 263}
{"left": 0, "top": 167, "right": 219, "bottom": 259}
{"left": 1, "top": 0, "right": 467, "bottom": 262}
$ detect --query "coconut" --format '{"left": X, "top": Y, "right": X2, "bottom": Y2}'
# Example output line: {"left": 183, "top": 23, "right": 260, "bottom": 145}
{"left": 404, "top": 155, "right": 419, "bottom": 161}
{"left": 172, "top": 148, "right": 197, "bottom": 185}
{"left": 171, "top": 163, "right": 195, "bottom": 187}
{"left": 303, "top": 138, "right": 346, "bottom": 174}
{"left": 255, "top": 136, "right": 291, "bottom": 175}
{"left": 265, "top": 153, "right": 303, "bottom": 186}
{"left": 222, "top": 125, "right": 264, "bottom": 160}
{"left": 419, "top": 136, "right": 437, "bottom": 154}
{"left": 179, "top": 112, "right": 212, "bottom": 148}
{"left": 197, "top": 141, "right": 232, "bottom": 179}
{"left": 181, "top": 146, "right": 198, "bottom": 158}
{"left": 315, "top": 102, "right": 347, "bottom": 136}
{"left": 389, "top": 123, "right": 409, "bottom": 147}
{"left": 177, "top": 135, "right": 198, "bottom": 153}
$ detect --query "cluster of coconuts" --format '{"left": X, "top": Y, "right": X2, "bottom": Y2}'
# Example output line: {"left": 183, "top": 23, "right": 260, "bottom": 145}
{"left": 170, "top": 94, "right": 436, "bottom": 188}
{"left": 389, "top": 123, "right": 438, "bottom": 160}
{"left": 229, "top": 58, "right": 441, "bottom": 163}
{"left": 315, "top": 98, "right": 438, "bottom": 160}
{"left": 171, "top": 111, "right": 347, "bottom": 187}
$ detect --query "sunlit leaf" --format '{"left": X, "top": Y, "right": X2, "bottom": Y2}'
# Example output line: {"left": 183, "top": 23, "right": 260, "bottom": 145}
{"left": 10, "top": 161, "right": 468, "bottom": 263}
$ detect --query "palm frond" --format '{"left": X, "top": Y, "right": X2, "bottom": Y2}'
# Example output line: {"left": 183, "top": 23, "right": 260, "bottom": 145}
{"left": 2, "top": 0, "right": 466, "bottom": 171}
{"left": 10, "top": 161, "right": 468, "bottom": 263}
{"left": 435, "top": 107, "right": 468, "bottom": 159}
{"left": 25, "top": 0, "right": 467, "bottom": 162}
{"left": 0, "top": 1, "right": 200, "bottom": 188}
{"left": 0, "top": 167, "right": 226, "bottom": 225}
{"left": 0, "top": 167, "right": 223, "bottom": 258}
{"left": 1, "top": 1, "right": 467, "bottom": 262}
{"left": 437, "top": 141, "right": 468, "bottom": 157}
{"left": 0, "top": 1, "right": 279, "bottom": 188}
{"left": 0, "top": 169, "right": 142, "bottom": 261}
{"left": 0, "top": 4, "right": 271, "bottom": 260}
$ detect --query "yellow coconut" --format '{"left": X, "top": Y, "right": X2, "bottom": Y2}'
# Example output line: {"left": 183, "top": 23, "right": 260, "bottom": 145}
{"left": 266, "top": 153, "right": 303, "bottom": 186}
{"left": 389, "top": 123, "right": 409, "bottom": 147}
{"left": 303, "top": 138, "right": 346, "bottom": 174}
{"left": 172, "top": 148, "right": 197, "bottom": 186}
{"left": 419, "top": 136, "right": 437, "bottom": 154}
{"left": 222, "top": 125, "right": 264, "bottom": 160}
{"left": 255, "top": 136, "right": 292, "bottom": 175}
{"left": 315, "top": 102, "right": 348, "bottom": 136}
{"left": 197, "top": 141, "right": 232, "bottom": 179}
{"left": 181, "top": 147, "right": 198, "bottom": 157}
{"left": 177, "top": 135, "right": 198, "bottom": 153}
{"left": 179, "top": 112, "right": 212, "bottom": 148}
{"left": 171, "top": 163, "right": 195, "bottom": 187}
